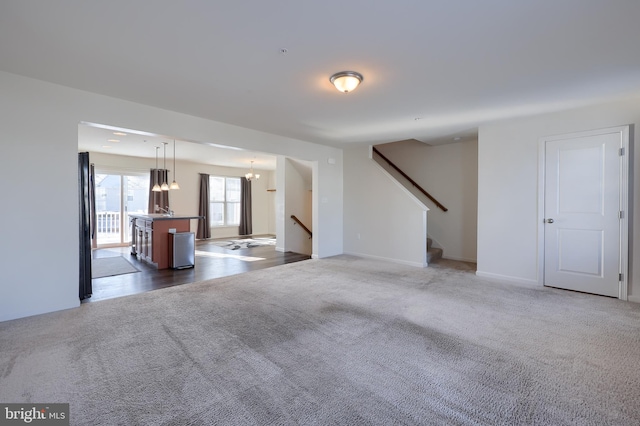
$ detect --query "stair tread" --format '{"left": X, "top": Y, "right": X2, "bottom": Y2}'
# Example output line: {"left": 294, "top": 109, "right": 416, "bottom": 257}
{"left": 427, "top": 246, "right": 443, "bottom": 263}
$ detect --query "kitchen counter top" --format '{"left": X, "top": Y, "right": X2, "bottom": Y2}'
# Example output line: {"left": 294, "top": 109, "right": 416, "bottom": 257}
{"left": 129, "top": 213, "right": 203, "bottom": 221}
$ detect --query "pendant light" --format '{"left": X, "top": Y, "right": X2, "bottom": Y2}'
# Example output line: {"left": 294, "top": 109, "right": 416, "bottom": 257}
{"left": 160, "top": 142, "right": 169, "bottom": 191}
{"left": 152, "top": 146, "right": 162, "bottom": 192}
{"left": 169, "top": 139, "right": 180, "bottom": 190}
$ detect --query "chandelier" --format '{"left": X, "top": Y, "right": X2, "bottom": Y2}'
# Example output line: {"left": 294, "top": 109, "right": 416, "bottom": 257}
{"left": 245, "top": 161, "right": 260, "bottom": 181}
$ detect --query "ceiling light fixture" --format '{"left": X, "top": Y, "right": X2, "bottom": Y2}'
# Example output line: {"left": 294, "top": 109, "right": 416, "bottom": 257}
{"left": 113, "top": 132, "right": 127, "bottom": 136}
{"left": 161, "top": 142, "right": 170, "bottom": 191}
{"left": 152, "top": 146, "right": 162, "bottom": 192}
{"left": 169, "top": 140, "right": 180, "bottom": 190}
{"left": 245, "top": 161, "right": 260, "bottom": 181}
{"left": 330, "top": 71, "right": 363, "bottom": 93}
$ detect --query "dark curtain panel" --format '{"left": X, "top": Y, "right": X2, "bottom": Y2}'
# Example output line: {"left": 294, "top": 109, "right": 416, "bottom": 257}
{"left": 78, "top": 152, "right": 92, "bottom": 300}
{"left": 89, "top": 163, "right": 97, "bottom": 249}
{"left": 148, "top": 168, "right": 170, "bottom": 213}
{"left": 239, "top": 177, "right": 252, "bottom": 236}
{"left": 196, "top": 173, "right": 211, "bottom": 239}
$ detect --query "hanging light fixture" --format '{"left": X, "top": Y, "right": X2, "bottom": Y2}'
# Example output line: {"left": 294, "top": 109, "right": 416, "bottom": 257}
{"left": 152, "top": 146, "right": 162, "bottom": 192}
{"left": 161, "top": 142, "right": 169, "bottom": 191}
{"left": 245, "top": 160, "right": 260, "bottom": 181}
{"left": 169, "top": 139, "right": 180, "bottom": 190}
{"left": 330, "top": 71, "right": 363, "bottom": 93}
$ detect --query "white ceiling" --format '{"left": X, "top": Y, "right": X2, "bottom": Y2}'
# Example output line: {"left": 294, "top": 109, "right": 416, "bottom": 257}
{"left": 2, "top": 1, "right": 640, "bottom": 149}
{"left": 78, "top": 123, "right": 277, "bottom": 170}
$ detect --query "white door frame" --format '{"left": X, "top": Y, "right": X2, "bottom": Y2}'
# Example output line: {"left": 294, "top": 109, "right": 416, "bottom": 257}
{"left": 537, "top": 125, "right": 630, "bottom": 300}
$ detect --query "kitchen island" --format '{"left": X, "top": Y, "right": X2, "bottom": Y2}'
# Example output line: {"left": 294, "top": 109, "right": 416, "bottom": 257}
{"left": 130, "top": 214, "right": 202, "bottom": 269}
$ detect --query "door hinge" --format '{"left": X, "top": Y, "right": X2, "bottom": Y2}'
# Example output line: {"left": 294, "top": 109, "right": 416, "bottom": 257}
{"left": 619, "top": 273, "right": 624, "bottom": 281}
{"left": 620, "top": 147, "right": 625, "bottom": 156}
{"left": 619, "top": 211, "right": 625, "bottom": 219}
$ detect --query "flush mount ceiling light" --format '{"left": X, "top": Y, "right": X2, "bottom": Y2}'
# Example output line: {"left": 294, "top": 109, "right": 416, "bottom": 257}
{"left": 330, "top": 71, "right": 363, "bottom": 93}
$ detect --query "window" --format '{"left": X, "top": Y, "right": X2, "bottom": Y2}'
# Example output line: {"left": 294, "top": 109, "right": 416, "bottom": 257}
{"left": 95, "top": 172, "right": 149, "bottom": 245}
{"left": 209, "top": 176, "right": 241, "bottom": 227}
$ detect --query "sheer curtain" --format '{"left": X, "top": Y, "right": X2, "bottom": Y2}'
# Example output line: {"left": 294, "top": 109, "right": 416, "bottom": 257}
{"left": 147, "top": 168, "right": 170, "bottom": 213}
{"left": 196, "top": 173, "right": 211, "bottom": 240}
{"left": 239, "top": 177, "right": 252, "bottom": 236}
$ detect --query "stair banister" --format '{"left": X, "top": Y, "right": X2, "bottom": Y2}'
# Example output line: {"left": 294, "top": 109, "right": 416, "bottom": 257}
{"left": 291, "top": 215, "right": 312, "bottom": 238}
{"left": 372, "top": 146, "right": 448, "bottom": 212}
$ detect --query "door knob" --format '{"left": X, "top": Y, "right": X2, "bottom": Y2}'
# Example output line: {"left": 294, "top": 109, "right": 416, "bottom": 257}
{"left": 545, "top": 218, "right": 554, "bottom": 224}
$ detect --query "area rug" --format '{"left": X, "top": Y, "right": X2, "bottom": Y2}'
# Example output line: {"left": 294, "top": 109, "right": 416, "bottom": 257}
{"left": 92, "top": 256, "right": 139, "bottom": 279}
{"left": 210, "top": 236, "right": 276, "bottom": 250}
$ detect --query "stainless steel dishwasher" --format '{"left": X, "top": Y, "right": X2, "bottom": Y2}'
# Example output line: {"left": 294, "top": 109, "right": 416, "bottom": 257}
{"left": 170, "top": 232, "right": 195, "bottom": 269}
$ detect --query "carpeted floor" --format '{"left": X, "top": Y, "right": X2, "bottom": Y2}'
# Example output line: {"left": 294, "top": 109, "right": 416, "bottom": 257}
{"left": 1, "top": 256, "right": 639, "bottom": 425}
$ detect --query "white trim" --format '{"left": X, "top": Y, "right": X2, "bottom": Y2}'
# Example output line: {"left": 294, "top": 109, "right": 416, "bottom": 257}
{"left": 442, "top": 255, "right": 477, "bottom": 263}
{"left": 275, "top": 246, "right": 285, "bottom": 252}
{"left": 618, "top": 126, "right": 630, "bottom": 301}
{"left": 476, "top": 271, "right": 539, "bottom": 287}
{"left": 628, "top": 295, "right": 640, "bottom": 304}
{"left": 343, "top": 251, "right": 427, "bottom": 268}
{"left": 311, "top": 254, "right": 319, "bottom": 259}
{"left": 537, "top": 125, "right": 630, "bottom": 300}
{"left": 537, "top": 141, "right": 546, "bottom": 286}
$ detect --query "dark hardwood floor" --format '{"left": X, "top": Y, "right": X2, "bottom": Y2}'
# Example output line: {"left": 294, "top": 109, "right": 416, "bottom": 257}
{"left": 86, "top": 238, "right": 311, "bottom": 303}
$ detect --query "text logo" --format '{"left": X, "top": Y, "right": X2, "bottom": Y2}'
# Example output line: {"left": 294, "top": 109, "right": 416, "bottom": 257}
{"left": 1, "top": 404, "right": 69, "bottom": 425}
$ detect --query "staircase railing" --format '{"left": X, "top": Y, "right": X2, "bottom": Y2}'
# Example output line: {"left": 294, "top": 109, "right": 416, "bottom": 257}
{"left": 372, "top": 146, "right": 448, "bottom": 212}
{"left": 291, "top": 215, "right": 312, "bottom": 238}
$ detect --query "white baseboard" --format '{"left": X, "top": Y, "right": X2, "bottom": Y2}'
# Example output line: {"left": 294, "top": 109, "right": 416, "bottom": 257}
{"left": 628, "top": 295, "right": 640, "bottom": 304}
{"left": 343, "top": 251, "right": 426, "bottom": 268}
{"left": 275, "top": 246, "right": 285, "bottom": 253}
{"left": 475, "top": 271, "right": 539, "bottom": 287}
{"left": 311, "top": 254, "right": 319, "bottom": 259}
{"left": 442, "top": 255, "right": 477, "bottom": 263}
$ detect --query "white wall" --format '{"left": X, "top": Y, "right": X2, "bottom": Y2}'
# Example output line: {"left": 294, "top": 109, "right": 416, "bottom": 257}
{"left": 477, "top": 96, "right": 640, "bottom": 302}
{"left": 266, "top": 172, "right": 277, "bottom": 235}
{"left": 284, "top": 158, "right": 313, "bottom": 255}
{"left": 89, "top": 152, "right": 273, "bottom": 239}
{"left": 343, "top": 146, "right": 427, "bottom": 267}
{"left": 376, "top": 139, "right": 478, "bottom": 262}
{"left": 0, "top": 70, "right": 343, "bottom": 322}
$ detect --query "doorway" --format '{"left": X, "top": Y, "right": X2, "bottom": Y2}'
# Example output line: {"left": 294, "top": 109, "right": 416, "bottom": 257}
{"left": 538, "top": 126, "right": 629, "bottom": 299}
{"left": 95, "top": 172, "right": 149, "bottom": 246}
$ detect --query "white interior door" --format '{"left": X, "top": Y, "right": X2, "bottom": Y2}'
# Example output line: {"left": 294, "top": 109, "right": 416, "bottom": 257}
{"left": 543, "top": 129, "right": 624, "bottom": 297}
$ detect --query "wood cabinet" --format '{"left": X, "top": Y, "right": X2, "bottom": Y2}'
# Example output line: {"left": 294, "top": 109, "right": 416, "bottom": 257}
{"left": 130, "top": 215, "right": 195, "bottom": 269}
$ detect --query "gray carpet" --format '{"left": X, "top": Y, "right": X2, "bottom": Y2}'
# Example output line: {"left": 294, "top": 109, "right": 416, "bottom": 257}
{"left": 92, "top": 256, "right": 139, "bottom": 279}
{"left": 1, "top": 256, "right": 639, "bottom": 425}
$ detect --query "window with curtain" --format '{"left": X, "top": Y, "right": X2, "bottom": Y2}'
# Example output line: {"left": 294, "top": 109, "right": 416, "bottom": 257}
{"left": 209, "top": 176, "right": 241, "bottom": 226}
